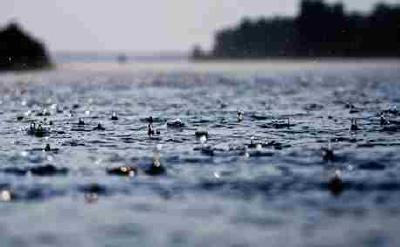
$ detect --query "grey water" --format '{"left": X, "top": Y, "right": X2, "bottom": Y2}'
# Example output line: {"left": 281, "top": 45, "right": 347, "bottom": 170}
{"left": 0, "top": 59, "right": 399, "bottom": 247}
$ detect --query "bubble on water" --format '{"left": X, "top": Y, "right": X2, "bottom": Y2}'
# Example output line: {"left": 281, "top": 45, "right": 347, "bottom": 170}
{"left": 0, "top": 190, "right": 11, "bottom": 202}
{"left": 107, "top": 166, "right": 137, "bottom": 177}
{"left": 346, "top": 164, "right": 354, "bottom": 171}
{"left": 153, "top": 158, "right": 161, "bottom": 167}
{"left": 199, "top": 135, "right": 207, "bottom": 144}
{"left": 94, "top": 158, "right": 103, "bottom": 165}
{"left": 213, "top": 171, "right": 221, "bottom": 178}
{"left": 153, "top": 145, "right": 162, "bottom": 166}
{"left": 110, "top": 111, "right": 118, "bottom": 120}
{"left": 85, "top": 110, "right": 91, "bottom": 115}
{"left": 243, "top": 146, "right": 250, "bottom": 158}
{"left": 237, "top": 110, "right": 243, "bottom": 122}
{"left": 46, "top": 155, "right": 54, "bottom": 162}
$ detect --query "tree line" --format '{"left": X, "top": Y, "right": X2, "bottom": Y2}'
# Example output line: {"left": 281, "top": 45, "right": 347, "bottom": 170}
{"left": 192, "top": 0, "right": 400, "bottom": 59}
{"left": 0, "top": 23, "right": 51, "bottom": 71}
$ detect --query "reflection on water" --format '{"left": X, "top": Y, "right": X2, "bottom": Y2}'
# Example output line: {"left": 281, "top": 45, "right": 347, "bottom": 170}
{"left": 0, "top": 60, "right": 399, "bottom": 246}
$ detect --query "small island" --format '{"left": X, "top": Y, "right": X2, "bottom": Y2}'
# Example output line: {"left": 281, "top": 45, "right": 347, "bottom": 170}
{"left": 0, "top": 23, "right": 52, "bottom": 71}
{"left": 192, "top": 0, "right": 400, "bottom": 59}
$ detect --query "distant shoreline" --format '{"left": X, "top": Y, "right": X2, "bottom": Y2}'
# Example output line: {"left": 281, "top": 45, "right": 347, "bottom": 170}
{"left": 192, "top": 55, "right": 400, "bottom": 62}
{"left": 192, "top": 0, "right": 400, "bottom": 61}
{"left": 54, "top": 59, "right": 399, "bottom": 76}
{"left": 52, "top": 51, "right": 400, "bottom": 65}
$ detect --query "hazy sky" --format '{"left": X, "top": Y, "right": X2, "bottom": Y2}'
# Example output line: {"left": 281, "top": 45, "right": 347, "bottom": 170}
{"left": 0, "top": 0, "right": 398, "bottom": 52}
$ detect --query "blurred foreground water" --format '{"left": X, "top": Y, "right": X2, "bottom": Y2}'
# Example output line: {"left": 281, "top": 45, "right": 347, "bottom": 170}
{"left": 0, "top": 59, "right": 399, "bottom": 246}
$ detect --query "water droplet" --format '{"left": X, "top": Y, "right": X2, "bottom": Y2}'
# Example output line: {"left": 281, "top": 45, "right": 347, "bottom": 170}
{"left": 199, "top": 135, "right": 207, "bottom": 144}
{"left": 46, "top": 155, "right": 54, "bottom": 162}
{"left": 0, "top": 190, "right": 11, "bottom": 202}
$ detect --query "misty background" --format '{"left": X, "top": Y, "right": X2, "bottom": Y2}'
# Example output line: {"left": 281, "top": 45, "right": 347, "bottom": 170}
{"left": 1, "top": 0, "right": 398, "bottom": 53}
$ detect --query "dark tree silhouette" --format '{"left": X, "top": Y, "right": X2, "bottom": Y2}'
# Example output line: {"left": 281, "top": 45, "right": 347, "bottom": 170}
{"left": 192, "top": 0, "right": 400, "bottom": 59}
{"left": 0, "top": 22, "right": 52, "bottom": 71}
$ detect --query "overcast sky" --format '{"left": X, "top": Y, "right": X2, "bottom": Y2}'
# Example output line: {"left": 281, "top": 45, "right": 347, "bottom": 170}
{"left": 0, "top": 0, "right": 398, "bottom": 52}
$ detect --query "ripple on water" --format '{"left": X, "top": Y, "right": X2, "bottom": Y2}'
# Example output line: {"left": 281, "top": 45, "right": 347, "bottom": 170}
{"left": 0, "top": 63, "right": 399, "bottom": 245}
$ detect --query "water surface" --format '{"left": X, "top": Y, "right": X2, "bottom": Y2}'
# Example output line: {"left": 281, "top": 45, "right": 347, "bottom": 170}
{"left": 0, "top": 60, "right": 399, "bottom": 246}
